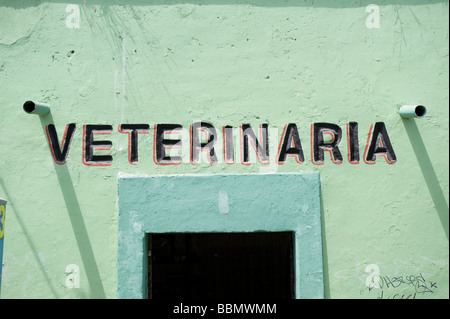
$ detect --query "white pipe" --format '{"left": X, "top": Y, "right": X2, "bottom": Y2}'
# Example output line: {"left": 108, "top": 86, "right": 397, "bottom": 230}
{"left": 23, "top": 100, "right": 50, "bottom": 116}
{"left": 398, "top": 105, "right": 427, "bottom": 119}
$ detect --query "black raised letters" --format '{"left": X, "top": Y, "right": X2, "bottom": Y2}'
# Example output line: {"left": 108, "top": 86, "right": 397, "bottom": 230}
{"left": 154, "top": 124, "right": 182, "bottom": 165}
{"left": 118, "top": 124, "right": 150, "bottom": 164}
{"left": 277, "top": 123, "right": 304, "bottom": 164}
{"left": 241, "top": 124, "right": 269, "bottom": 164}
{"left": 364, "top": 122, "right": 396, "bottom": 164}
{"left": 83, "top": 124, "right": 113, "bottom": 166}
{"left": 312, "top": 123, "right": 343, "bottom": 164}
{"left": 190, "top": 122, "right": 218, "bottom": 166}
{"left": 46, "top": 123, "right": 76, "bottom": 165}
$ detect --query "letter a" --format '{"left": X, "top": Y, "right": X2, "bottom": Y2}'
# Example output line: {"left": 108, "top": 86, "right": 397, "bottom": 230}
{"left": 66, "top": 4, "right": 80, "bottom": 29}
{"left": 364, "top": 122, "right": 396, "bottom": 164}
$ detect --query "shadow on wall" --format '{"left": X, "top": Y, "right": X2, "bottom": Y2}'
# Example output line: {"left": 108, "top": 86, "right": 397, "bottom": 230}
{"left": 34, "top": 113, "right": 107, "bottom": 298}
{"left": 319, "top": 193, "right": 331, "bottom": 299}
{"left": 402, "top": 119, "right": 449, "bottom": 241}
{"left": 1, "top": 0, "right": 448, "bottom": 8}
{"left": 0, "top": 178, "right": 62, "bottom": 298}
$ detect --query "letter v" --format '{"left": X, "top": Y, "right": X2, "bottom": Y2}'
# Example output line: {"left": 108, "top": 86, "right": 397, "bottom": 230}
{"left": 46, "top": 124, "right": 76, "bottom": 165}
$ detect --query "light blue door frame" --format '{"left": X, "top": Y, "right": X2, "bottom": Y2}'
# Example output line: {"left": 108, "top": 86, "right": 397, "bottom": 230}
{"left": 117, "top": 173, "right": 324, "bottom": 299}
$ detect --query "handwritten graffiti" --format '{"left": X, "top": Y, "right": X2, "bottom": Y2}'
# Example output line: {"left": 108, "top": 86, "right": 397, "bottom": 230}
{"left": 367, "top": 273, "right": 437, "bottom": 299}
{"left": 363, "top": 263, "right": 438, "bottom": 299}
{"left": 373, "top": 273, "right": 437, "bottom": 293}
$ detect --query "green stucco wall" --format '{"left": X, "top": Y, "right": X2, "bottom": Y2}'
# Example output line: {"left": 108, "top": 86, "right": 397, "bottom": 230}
{"left": 117, "top": 173, "right": 323, "bottom": 299}
{"left": 0, "top": 0, "right": 448, "bottom": 299}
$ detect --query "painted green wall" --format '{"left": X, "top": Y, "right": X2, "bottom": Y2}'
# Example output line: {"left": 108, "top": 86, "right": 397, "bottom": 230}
{"left": 0, "top": 0, "right": 448, "bottom": 299}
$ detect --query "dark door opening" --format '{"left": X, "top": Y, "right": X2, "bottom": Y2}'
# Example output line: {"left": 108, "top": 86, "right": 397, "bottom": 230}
{"left": 148, "top": 232, "right": 294, "bottom": 299}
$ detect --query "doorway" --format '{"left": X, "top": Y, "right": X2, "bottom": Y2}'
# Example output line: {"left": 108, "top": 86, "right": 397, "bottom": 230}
{"left": 148, "top": 232, "right": 294, "bottom": 299}
{"left": 117, "top": 173, "right": 324, "bottom": 299}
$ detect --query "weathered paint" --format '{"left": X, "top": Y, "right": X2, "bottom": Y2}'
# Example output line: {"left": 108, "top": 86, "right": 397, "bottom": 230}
{"left": 117, "top": 173, "right": 323, "bottom": 299}
{"left": 0, "top": 0, "right": 448, "bottom": 299}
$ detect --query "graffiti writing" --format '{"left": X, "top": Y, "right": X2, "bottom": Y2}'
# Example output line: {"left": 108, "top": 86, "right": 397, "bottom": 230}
{"left": 367, "top": 273, "right": 437, "bottom": 299}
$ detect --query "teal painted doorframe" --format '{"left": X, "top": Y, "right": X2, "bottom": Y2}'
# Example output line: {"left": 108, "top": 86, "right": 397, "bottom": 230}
{"left": 117, "top": 173, "right": 324, "bottom": 299}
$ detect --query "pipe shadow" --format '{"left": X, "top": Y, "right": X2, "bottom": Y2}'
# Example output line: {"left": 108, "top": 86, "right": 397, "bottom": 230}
{"left": 38, "top": 113, "right": 106, "bottom": 298}
{"left": 402, "top": 119, "right": 449, "bottom": 241}
{"left": 0, "top": 179, "right": 61, "bottom": 298}
{"left": 319, "top": 190, "right": 331, "bottom": 299}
